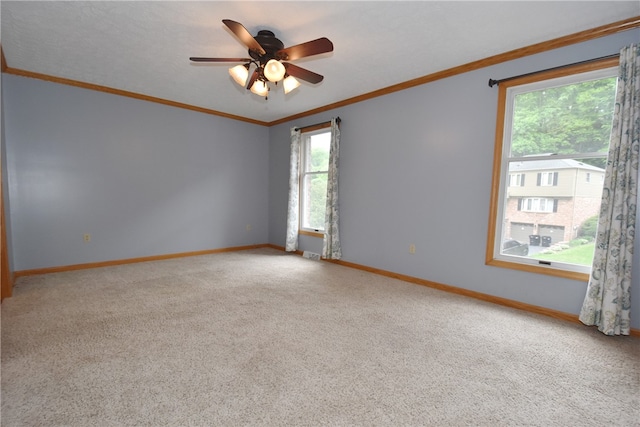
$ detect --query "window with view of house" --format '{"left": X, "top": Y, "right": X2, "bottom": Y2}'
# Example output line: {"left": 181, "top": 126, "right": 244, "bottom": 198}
{"left": 486, "top": 59, "right": 618, "bottom": 280}
{"left": 300, "top": 128, "right": 331, "bottom": 234}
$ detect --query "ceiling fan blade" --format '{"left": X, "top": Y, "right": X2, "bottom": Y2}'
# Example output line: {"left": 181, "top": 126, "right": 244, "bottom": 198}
{"left": 277, "top": 38, "right": 333, "bottom": 61}
{"left": 222, "top": 19, "right": 266, "bottom": 55}
{"left": 246, "top": 69, "right": 259, "bottom": 90}
{"left": 284, "top": 63, "right": 324, "bottom": 84}
{"left": 190, "top": 57, "right": 251, "bottom": 62}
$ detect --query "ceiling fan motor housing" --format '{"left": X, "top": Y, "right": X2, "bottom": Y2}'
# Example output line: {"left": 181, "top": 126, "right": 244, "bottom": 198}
{"left": 250, "top": 30, "right": 285, "bottom": 62}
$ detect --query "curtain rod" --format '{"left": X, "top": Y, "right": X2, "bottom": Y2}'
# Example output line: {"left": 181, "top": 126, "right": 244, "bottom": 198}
{"left": 488, "top": 53, "right": 619, "bottom": 87}
{"left": 295, "top": 116, "right": 341, "bottom": 132}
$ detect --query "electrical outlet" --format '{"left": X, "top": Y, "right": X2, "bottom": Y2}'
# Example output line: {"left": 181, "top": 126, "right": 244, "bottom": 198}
{"left": 83, "top": 233, "right": 91, "bottom": 243}
{"left": 246, "top": 224, "right": 252, "bottom": 231}
{"left": 409, "top": 244, "right": 416, "bottom": 254}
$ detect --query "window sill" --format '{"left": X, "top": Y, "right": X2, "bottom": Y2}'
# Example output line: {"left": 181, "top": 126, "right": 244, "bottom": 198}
{"left": 299, "top": 230, "right": 324, "bottom": 238}
{"left": 485, "top": 257, "right": 589, "bottom": 282}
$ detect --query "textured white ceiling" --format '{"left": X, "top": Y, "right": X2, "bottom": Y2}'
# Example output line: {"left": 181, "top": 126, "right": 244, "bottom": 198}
{"left": 2, "top": 1, "right": 639, "bottom": 123}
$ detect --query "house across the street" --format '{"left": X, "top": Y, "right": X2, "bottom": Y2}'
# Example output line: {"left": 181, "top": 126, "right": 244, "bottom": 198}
{"left": 504, "top": 158, "right": 605, "bottom": 246}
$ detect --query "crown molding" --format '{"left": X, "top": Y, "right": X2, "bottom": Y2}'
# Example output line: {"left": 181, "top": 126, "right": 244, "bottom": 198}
{"left": 2, "top": 16, "right": 639, "bottom": 127}
{"left": 2, "top": 66, "right": 270, "bottom": 127}
{"left": 269, "top": 15, "right": 640, "bottom": 126}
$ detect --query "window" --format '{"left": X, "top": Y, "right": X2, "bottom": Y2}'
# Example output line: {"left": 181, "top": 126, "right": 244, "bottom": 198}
{"left": 509, "top": 173, "right": 525, "bottom": 187}
{"left": 538, "top": 171, "right": 558, "bottom": 186}
{"left": 300, "top": 127, "right": 331, "bottom": 233}
{"left": 519, "top": 198, "right": 557, "bottom": 213}
{"left": 487, "top": 59, "right": 618, "bottom": 280}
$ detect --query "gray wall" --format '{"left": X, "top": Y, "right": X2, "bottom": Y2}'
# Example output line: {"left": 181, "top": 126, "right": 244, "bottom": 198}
{"left": 268, "top": 30, "right": 640, "bottom": 329}
{"left": 3, "top": 75, "right": 269, "bottom": 270}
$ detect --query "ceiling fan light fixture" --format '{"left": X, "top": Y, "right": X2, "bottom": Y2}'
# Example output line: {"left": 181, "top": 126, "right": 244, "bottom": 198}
{"left": 263, "top": 59, "right": 286, "bottom": 82}
{"left": 229, "top": 64, "right": 250, "bottom": 86}
{"left": 250, "top": 79, "right": 269, "bottom": 97}
{"left": 283, "top": 75, "right": 301, "bottom": 94}
{"left": 191, "top": 20, "right": 334, "bottom": 100}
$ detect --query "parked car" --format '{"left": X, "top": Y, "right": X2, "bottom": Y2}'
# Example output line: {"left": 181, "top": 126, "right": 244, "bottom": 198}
{"left": 502, "top": 239, "right": 529, "bottom": 256}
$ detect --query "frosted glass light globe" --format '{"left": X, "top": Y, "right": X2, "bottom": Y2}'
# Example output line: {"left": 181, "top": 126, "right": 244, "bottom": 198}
{"left": 250, "top": 80, "right": 269, "bottom": 97}
{"left": 264, "top": 59, "right": 286, "bottom": 82}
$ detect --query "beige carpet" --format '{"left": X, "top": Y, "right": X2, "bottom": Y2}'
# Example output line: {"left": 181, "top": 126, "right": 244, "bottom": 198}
{"left": 2, "top": 248, "right": 639, "bottom": 426}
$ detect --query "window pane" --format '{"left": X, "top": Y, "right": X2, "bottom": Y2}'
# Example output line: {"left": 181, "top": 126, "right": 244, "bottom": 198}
{"left": 301, "top": 172, "right": 328, "bottom": 230}
{"left": 510, "top": 76, "right": 616, "bottom": 157}
{"left": 300, "top": 129, "right": 331, "bottom": 232}
{"left": 307, "top": 133, "right": 330, "bottom": 172}
{"left": 501, "top": 157, "right": 605, "bottom": 266}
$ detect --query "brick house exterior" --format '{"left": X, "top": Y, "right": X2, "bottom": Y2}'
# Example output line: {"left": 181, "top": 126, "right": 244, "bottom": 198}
{"left": 504, "top": 159, "right": 604, "bottom": 246}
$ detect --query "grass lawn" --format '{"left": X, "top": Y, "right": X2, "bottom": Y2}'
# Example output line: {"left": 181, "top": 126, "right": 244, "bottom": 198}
{"left": 532, "top": 242, "right": 595, "bottom": 266}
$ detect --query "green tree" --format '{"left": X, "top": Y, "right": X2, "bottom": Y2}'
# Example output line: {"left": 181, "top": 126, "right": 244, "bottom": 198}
{"left": 307, "top": 143, "right": 330, "bottom": 229}
{"left": 309, "top": 174, "right": 328, "bottom": 229}
{"left": 578, "top": 215, "right": 600, "bottom": 240}
{"left": 511, "top": 76, "right": 616, "bottom": 160}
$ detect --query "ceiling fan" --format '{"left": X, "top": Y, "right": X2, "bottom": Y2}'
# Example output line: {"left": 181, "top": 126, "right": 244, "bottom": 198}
{"left": 190, "top": 19, "right": 334, "bottom": 99}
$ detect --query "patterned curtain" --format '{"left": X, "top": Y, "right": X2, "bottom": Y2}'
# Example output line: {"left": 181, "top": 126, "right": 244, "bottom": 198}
{"left": 579, "top": 44, "right": 639, "bottom": 336}
{"left": 322, "top": 118, "right": 342, "bottom": 260}
{"left": 285, "top": 127, "right": 301, "bottom": 252}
